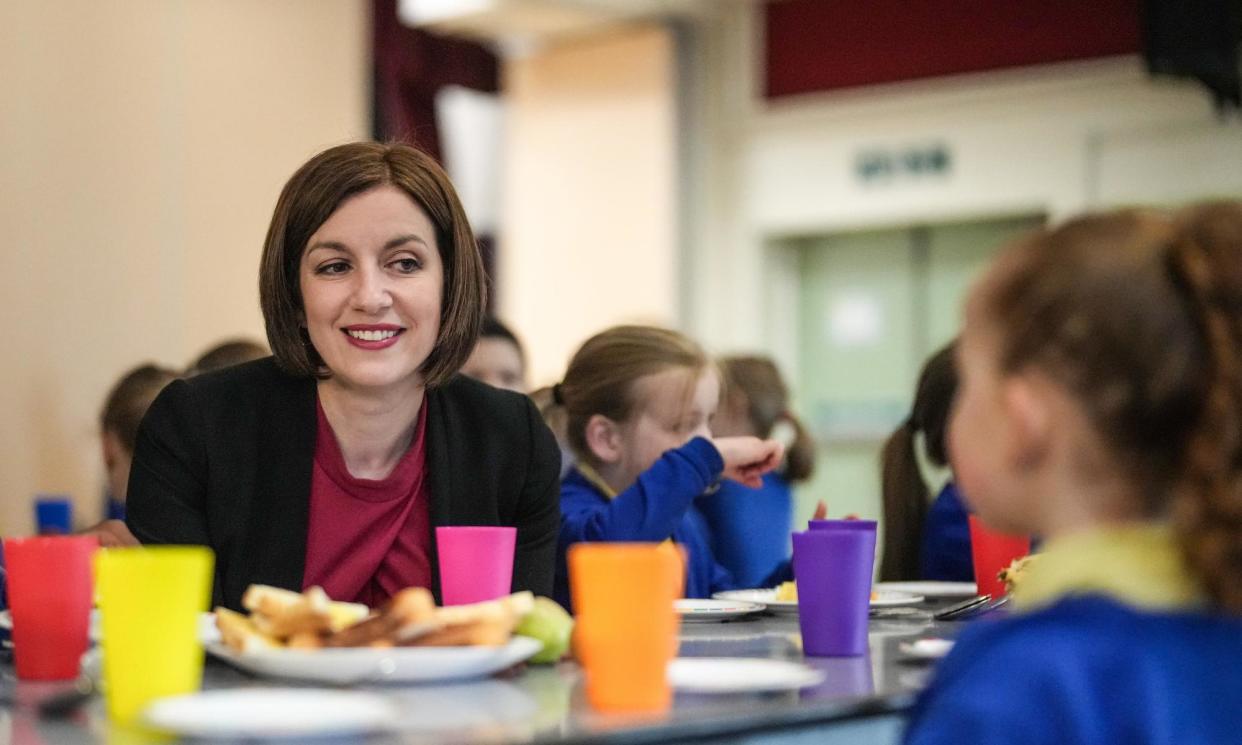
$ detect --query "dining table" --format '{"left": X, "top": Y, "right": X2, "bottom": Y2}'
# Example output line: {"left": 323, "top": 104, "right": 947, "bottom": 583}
{"left": 0, "top": 602, "right": 967, "bottom": 744}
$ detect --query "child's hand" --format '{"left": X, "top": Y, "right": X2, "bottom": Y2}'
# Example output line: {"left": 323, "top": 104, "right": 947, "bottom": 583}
{"left": 78, "top": 519, "right": 139, "bottom": 548}
{"left": 713, "top": 437, "right": 784, "bottom": 488}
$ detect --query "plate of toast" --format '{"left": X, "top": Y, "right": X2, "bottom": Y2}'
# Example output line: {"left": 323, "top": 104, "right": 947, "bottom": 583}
{"left": 208, "top": 585, "right": 542, "bottom": 684}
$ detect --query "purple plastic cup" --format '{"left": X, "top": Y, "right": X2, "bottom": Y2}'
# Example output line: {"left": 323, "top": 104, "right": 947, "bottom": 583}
{"left": 436, "top": 526, "right": 517, "bottom": 606}
{"left": 808, "top": 519, "right": 877, "bottom": 533}
{"left": 791, "top": 526, "right": 877, "bottom": 657}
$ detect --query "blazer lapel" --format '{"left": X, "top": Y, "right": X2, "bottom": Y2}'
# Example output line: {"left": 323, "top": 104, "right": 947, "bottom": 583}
{"left": 238, "top": 374, "right": 317, "bottom": 603}
{"left": 424, "top": 385, "right": 453, "bottom": 602}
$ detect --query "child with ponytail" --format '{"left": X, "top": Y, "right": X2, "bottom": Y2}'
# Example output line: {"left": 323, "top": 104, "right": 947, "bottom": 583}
{"left": 904, "top": 203, "right": 1242, "bottom": 744}
{"left": 700, "top": 356, "right": 817, "bottom": 588}
{"left": 879, "top": 342, "right": 973, "bottom": 582}
{"left": 550, "top": 326, "right": 789, "bottom": 609}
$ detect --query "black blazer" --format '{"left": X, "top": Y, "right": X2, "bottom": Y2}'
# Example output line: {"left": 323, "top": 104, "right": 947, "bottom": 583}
{"left": 127, "top": 358, "right": 561, "bottom": 611}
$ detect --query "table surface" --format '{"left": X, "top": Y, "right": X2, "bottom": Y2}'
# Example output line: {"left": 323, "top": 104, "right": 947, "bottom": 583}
{"left": 1, "top": 606, "right": 964, "bottom": 744}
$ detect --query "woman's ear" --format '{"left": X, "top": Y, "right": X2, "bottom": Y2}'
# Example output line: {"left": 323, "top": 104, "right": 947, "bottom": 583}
{"left": 1000, "top": 374, "right": 1052, "bottom": 471}
{"left": 584, "top": 414, "right": 623, "bottom": 464}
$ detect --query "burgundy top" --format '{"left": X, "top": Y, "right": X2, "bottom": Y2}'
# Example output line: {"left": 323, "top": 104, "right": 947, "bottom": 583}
{"left": 303, "top": 397, "right": 433, "bottom": 606}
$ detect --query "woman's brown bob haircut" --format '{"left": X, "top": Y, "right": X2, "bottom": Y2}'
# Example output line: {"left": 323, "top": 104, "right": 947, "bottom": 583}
{"left": 259, "top": 142, "right": 485, "bottom": 387}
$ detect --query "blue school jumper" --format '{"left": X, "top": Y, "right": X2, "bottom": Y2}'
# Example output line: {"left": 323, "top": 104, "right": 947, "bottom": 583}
{"left": 696, "top": 471, "right": 793, "bottom": 589}
{"left": 904, "top": 524, "right": 1242, "bottom": 745}
{"left": 904, "top": 596, "right": 1242, "bottom": 745}
{"left": 555, "top": 437, "right": 789, "bottom": 610}
{"left": 919, "top": 481, "right": 973, "bottom": 582}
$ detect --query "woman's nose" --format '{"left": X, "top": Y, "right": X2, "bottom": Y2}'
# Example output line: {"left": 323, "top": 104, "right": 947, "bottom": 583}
{"left": 350, "top": 267, "right": 392, "bottom": 313}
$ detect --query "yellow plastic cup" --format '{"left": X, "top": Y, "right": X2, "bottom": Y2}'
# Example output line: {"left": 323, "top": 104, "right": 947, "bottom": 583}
{"left": 94, "top": 546, "right": 214, "bottom": 725}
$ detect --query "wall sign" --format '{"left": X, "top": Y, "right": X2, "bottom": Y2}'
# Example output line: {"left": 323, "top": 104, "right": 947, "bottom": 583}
{"left": 856, "top": 143, "right": 952, "bottom": 185}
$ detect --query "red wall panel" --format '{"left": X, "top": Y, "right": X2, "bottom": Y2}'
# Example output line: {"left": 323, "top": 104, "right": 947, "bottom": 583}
{"left": 765, "top": 1, "right": 1143, "bottom": 98}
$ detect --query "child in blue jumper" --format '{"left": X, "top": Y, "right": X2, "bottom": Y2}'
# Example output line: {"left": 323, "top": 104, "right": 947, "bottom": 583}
{"left": 549, "top": 326, "right": 790, "bottom": 610}
{"left": 879, "top": 342, "right": 973, "bottom": 582}
{"left": 903, "top": 203, "right": 1242, "bottom": 744}
{"left": 699, "top": 356, "right": 817, "bottom": 589}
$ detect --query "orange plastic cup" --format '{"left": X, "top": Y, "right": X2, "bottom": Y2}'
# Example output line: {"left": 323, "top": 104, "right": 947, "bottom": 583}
{"left": 968, "top": 515, "right": 1030, "bottom": 599}
{"left": 569, "top": 543, "right": 683, "bottom": 713}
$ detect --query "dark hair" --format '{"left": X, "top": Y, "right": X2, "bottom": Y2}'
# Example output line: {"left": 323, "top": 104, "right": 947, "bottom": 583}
{"left": 979, "top": 203, "right": 1242, "bottom": 613}
{"left": 557, "top": 326, "right": 710, "bottom": 466}
{"left": 259, "top": 141, "right": 485, "bottom": 387}
{"left": 719, "top": 356, "right": 815, "bottom": 483}
{"left": 878, "top": 343, "right": 957, "bottom": 581}
{"left": 188, "top": 338, "right": 268, "bottom": 376}
{"left": 479, "top": 316, "right": 525, "bottom": 364}
{"left": 100, "top": 364, "right": 179, "bottom": 452}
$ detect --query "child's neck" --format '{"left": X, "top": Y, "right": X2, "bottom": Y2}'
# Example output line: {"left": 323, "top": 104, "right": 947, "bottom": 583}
{"left": 1034, "top": 465, "right": 1147, "bottom": 542}
{"left": 591, "top": 461, "right": 635, "bottom": 497}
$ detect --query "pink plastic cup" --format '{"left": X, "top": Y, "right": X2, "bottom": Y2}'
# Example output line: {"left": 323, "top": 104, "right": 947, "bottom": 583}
{"left": 4, "top": 535, "right": 98, "bottom": 680}
{"left": 968, "top": 515, "right": 1030, "bottom": 599}
{"left": 436, "top": 526, "right": 516, "bottom": 606}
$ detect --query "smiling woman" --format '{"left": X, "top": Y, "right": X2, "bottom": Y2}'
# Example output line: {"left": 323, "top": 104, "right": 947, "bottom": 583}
{"left": 126, "top": 143, "right": 562, "bottom": 611}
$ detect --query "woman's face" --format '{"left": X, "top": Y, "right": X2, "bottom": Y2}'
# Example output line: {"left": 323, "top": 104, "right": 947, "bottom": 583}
{"left": 300, "top": 185, "right": 443, "bottom": 395}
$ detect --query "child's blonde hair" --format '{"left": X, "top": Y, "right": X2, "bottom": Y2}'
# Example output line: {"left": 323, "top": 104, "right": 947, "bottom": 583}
{"left": 555, "top": 326, "right": 711, "bottom": 466}
{"left": 977, "top": 202, "right": 1242, "bottom": 612}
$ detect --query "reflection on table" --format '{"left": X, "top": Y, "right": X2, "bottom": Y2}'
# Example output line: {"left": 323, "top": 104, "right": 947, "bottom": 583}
{"left": 1, "top": 610, "right": 963, "bottom": 744}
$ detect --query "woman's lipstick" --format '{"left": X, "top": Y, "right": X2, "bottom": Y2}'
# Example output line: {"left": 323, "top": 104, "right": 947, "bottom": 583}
{"left": 342, "top": 324, "right": 404, "bottom": 350}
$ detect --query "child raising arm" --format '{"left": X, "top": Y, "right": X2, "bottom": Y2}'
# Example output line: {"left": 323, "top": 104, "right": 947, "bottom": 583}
{"left": 548, "top": 326, "right": 786, "bottom": 609}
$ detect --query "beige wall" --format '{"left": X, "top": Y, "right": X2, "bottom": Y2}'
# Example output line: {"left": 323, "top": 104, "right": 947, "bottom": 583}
{"left": 500, "top": 25, "right": 678, "bottom": 387}
{"left": 0, "top": 0, "right": 369, "bottom": 534}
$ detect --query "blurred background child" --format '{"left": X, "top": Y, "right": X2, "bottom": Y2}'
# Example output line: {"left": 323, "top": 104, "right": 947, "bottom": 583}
{"left": 80, "top": 363, "right": 179, "bottom": 547}
{"left": 550, "top": 325, "right": 785, "bottom": 609}
{"left": 879, "top": 342, "right": 972, "bottom": 582}
{"left": 904, "top": 203, "right": 1242, "bottom": 744}
{"left": 99, "top": 364, "right": 180, "bottom": 519}
{"left": 187, "top": 338, "right": 268, "bottom": 377}
{"left": 699, "top": 355, "right": 816, "bottom": 589}
{"left": 461, "top": 316, "right": 527, "bottom": 393}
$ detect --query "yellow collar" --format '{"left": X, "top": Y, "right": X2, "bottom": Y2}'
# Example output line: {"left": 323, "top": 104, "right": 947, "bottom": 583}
{"left": 574, "top": 462, "right": 618, "bottom": 500}
{"left": 1013, "top": 523, "right": 1204, "bottom": 613}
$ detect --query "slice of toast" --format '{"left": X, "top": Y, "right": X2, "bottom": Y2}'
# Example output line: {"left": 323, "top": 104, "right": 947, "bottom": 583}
{"left": 215, "top": 607, "right": 281, "bottom": 654}
{"left": 326, "top": 587, "right": 439, "bottom": 647}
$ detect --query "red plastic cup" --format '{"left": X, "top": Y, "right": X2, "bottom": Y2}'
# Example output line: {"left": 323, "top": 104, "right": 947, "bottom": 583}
{"left": 436, "top": 526, "right": 516, "bottom": 606}
{"left": 968, "top": 515, "right": 1030, "bottom": 599}
{"left": 4, "top": 535, "right": 98, "bottom": 680}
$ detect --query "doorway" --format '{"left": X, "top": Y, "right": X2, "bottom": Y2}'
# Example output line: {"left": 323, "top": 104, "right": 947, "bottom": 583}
{"left": 775, "top": 214, "right": 1044, "bottom": 525}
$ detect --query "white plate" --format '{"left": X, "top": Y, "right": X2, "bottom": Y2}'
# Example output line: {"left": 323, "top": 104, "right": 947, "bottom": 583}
{"left": 668, "top": 658, "right": 825, "bottom": 693}
{"left": 898, "top": 637, "right": 955, "bottom": 660}
{"left": 675, "top": 598, "right": 765, "bottom": 622}
{"left": 144, "top": 688, "right": 399, "bottom": 739}
{"left": 870, "top": 590, "right": 925, "bottom": 607}
{"left": 205, "top": 635, "right": 541, "bottom": 684}
{"left": 712, "top": 589, "right": 798, "bottom": 615}
{"left": 0, "top": 610, "right": 220, "bottom": 645}
{"left": 874, "top": 581, "right": 977, "bottom": 598}
{"left": 712, "top": 588, "right": 924, "bottom": 613}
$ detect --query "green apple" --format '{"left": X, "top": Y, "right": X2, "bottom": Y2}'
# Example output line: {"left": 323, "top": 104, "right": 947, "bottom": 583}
{"left": 515, "top": 596, "right": 574, "bottom": 664}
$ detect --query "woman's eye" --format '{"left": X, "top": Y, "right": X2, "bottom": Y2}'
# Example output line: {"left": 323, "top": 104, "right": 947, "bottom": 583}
{"left": 392, "top": 258, "right": 421, "bottom": 273}
{"left": 315, "top": 261, "right": 350, "bottom": 275}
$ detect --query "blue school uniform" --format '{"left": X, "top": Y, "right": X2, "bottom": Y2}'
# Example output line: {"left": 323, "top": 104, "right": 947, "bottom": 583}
{"left": 904, "top": 524, "right": 1242, "bottom": 745}
{"left": 554, "top": 437, "right": 789, "bottom": 610}
{"left": 919, "top": 481, "right": 973, "bottom": 582}
{"left": 696, "top": 471, "right": 793, "bottom": 588}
